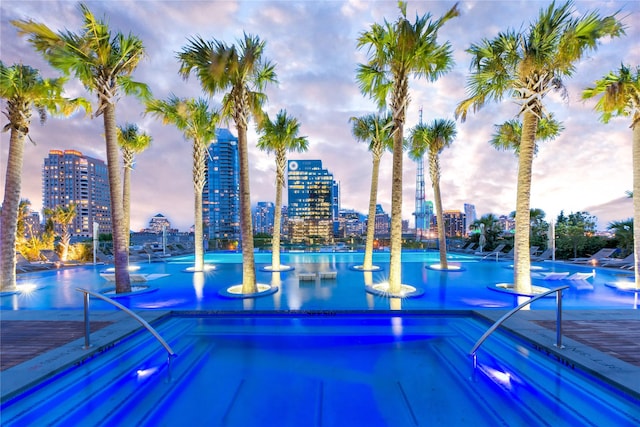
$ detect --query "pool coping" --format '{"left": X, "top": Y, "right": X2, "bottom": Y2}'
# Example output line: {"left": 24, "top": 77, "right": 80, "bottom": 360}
{"left": 1, "top": 308, "right": 638, "bottom": 404}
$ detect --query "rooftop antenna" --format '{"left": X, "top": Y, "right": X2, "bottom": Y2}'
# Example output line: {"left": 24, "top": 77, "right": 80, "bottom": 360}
{"left": 413, "top": 106, "right": 427, "bottom": 241}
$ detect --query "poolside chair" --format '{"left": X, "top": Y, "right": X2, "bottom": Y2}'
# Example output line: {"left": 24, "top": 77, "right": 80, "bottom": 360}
{"left": 480, "top": 243, "right": 507, "bottom": 259}
{"left": 566, "top": 272, "right": 594, "bottom": 281}
{"left": 451, "top": 242, "right": 473, "bottom": 252}
{"left": 537, "top": 272, "right": 570, "bottom": 280}
{"left": 531, "top": 248, "right": 554, "bottom": 262}
{"left": 600, "top": 253, "right": 635, "bottom": 268}
{"left": 298, "top": 272, "right": 317, "bottom": 281}
{"left": 15, "top": 253, "right": 53, "bottom": 272}
{"left": 569, "top": 248, "right": 617, "bottom": 265}
{"left": 462, "top": 243, "right": 478, "bottom": 253}
{"left": 318, "top": 271, "right": 337, "bottom": 280}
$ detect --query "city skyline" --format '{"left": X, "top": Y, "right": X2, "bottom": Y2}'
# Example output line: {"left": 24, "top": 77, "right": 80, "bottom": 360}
{"left": 1, "top": 0, "right": 638, "bottom": 232}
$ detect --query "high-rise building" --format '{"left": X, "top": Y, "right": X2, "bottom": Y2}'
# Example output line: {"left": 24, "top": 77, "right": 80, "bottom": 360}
{"left": 464, "top": 203, "right": 477, "bottom": 235}
{"left": 253, "top": 202, "right": 275, "bottom": 234}
{"left": 374, "top": 204, "right": 390, "bottom": 236}
{"left": 442, "top": 210, "right": 466, "bottom": 238}
{"left": 203, "top": 128, "right": 240, "bottom": 241}
{"left": 42, "top": 149, "right": 111, "bottom": 236}
{"left": 287, "top": 160, "right": 337, "bottom": 244}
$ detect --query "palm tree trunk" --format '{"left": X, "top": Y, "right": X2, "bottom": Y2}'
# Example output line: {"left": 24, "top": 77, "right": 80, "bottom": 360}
{"left": 123, "top": 155, "right": 132, "bottom": 251}
{"left": 272, "top": 166, "right": 283, "bottom": 270}
{"left": 0, "top": 127, "right": 26, "bottom": 292}
{"left": 513, "top": 111, "right": 538, "bottom": 293}
{"left": 237, "top": 124, "right": 257, "bottom": 293}
{"left": 388, "top": 77, "right": 408, "bottom": 294}
{"left": 431, "top": 156, "right": 448, "bottom": 269}
{"left": 363, "top": 156, "right": 381, "bottom": 270}
{"left": 388, "top": 123, "right": 404, "bottom": 293}
{"left": 60, "top": 226, "right": 70, "bottom": 261}
{"left": 631, "top": 119, "right": 640, "bottom": 289}
{"left": 193, "top": 142, "right": 207, "bottom": 272}
{"left": 103, "top": 102, "right": 131, "bottom": 292}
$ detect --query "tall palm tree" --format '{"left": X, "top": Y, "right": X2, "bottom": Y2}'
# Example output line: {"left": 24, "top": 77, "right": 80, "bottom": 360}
{"left": 178, "top": 34, "right": 277, "bottom": 294}
{"left": 357, "top": 2, "right": 459, "bottom": 294}
{"left": 455, "top": 1, "right": 624, "bottom": 293}
{"left": 257, "top": 109, "right": 309, "bottom": 272}
{"left": 44, "top": 203, "right": 76, "bottom": 262}
{"left": 117, "top": 123, "right": 152, "bottom": 250}
{"left": 349, "top": 112, "right": 393, "bottom": 271}
{"left": 409, "top": 119, "right": 457, "bottom": 269}
{"left": 146, "top": 95, "right": 218, "bottom": 272}
{"left": 0, "top": 62, "right": 88, "bottom": 292}
{"left": 583, "top": 64, "right": 639, "bottom": 289}
{"left": 14, "top": 4, "right": 150, "bottom": 293}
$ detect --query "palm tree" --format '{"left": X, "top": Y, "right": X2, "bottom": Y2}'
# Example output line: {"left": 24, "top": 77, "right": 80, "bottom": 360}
{"left": 489, "top": 115, "right": 564, "bottom": 155}
{"left": 409, "top": 119, "right": 457, "bottom": 269}
{"left": 178, "top": 34, "right": 277, "bottom": 294}
{"left": 257, "top": 109, "right": 309, "bottom": 272}
{"left": 44, "top": 203, "right": 76, "bottom": 262}
{"left": 608, "top": 219, "right": 634, "bottom": 257}
{"left": 349, "top": 112, "right": 393, "bottom": 271}
{"left": 357, "top": 2, "right": 459, "bottom": 294}
{"left": 0, "top": 62, "right": 88, "bottom": 292}
{"left": 470, "top": 214, "right": 503, "bottom": 250}
{"left": 14, "top": 4, "right": 150, "bottom": 293}
{"left": 146, "top": 96, "right": 218, "bottom": 272}
{"left": 117, "top": 123, "right": 152, "bottom": 250}
{"left": 455, "top": 1, "right": 624, "bottom": 293}
{"left": 583, "top": 64, "right": 639, "bottom": 289}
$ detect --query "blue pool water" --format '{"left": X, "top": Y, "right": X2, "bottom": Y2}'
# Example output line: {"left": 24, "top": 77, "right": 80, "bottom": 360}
{"left": 2, "top": 314, "right": 638, "bottom": 426}
{"left": 3, "top": 251, "right": 638, "bottom": 311}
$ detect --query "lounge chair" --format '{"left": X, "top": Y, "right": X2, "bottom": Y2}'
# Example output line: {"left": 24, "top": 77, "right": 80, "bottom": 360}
{"left": 566, "top": 272, "right": 594, "bottom": 281}
{"left": 538, "top": 272, "right": 570, "bottom": 280}
{"left": 569, "top": 248, "right": 617, "bottom": 265}
{"left": 479, "top": 243, "right": 507, "bottom": 259}
{"left": 531, "top": 248, "right": 554, "bottom": 262}
{"left": 319, "top": 271, "right": 337, "bottom": 280}
{"left": 15, "top": 253, "right": 54, "bottom": 272}
{"left": 452, "top": 242, "right": 473, "bottom": 252}
{"left": 298, "top": 272, "right": 317, "bottom": 281}
{"left": 600, "top": 253, "right": 634, "bottom": 268}
{"left": 462, "top": 243, "right": 478, "bottom": 253}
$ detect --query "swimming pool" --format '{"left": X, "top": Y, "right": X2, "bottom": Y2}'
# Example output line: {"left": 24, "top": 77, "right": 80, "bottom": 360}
{"left": 4, "top": 251, "right": 638, "bottom": 311}
{"left": 1, "top": 313, "right": 638, "bottom": 426}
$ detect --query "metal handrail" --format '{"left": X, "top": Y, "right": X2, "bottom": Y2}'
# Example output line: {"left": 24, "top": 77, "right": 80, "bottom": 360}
{"left": 469, "top": 285, "right": 569, "bottom": 367}
{"left": 76, "top": 288, "right": 176, "bottom": 359}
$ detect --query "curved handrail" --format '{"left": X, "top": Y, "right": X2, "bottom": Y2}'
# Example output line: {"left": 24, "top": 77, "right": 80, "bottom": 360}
{"left": 76, "top": 288, "right": 176, "bottom": 358}
{"left": 469, "top": 285, "right": 569, "bottom": 358}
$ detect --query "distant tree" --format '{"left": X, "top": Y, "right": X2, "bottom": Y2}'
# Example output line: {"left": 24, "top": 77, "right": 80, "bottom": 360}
{"left": 409, "top": 118, "right": 457, "bottom": 268}
{"left": 44, "top": 203, "right": 77, "bottom": 262}
{"left": 349, "top": 112, "right": 393, "bottom": 271}
{"left": 470, "top": 214, "right": 503, "bottom": 250}
{"left": 146, "top": 96, "right": 218, "bottom": 272}
{"left": 257, "top": 109, "right": 308, "bottom": 272}
{"left": 456, "top": 1, "right": 624, "bottom": 293}
{"left": 555, "top": 211, "right": 599, "bottom": 259}
{"left": 14, "top": 4, "right": 151, "bottom": 293}
{"left": 117, "top": 123, "right": 152, "bottom": 250}
{"left": 583, "top": 64, "right": 639, "bottom": 288}
{"left": 0, "top": 62, "right": 88, "bottom": 291}
{"left": 608, "top": 219, "right": 634, "bottom": 256}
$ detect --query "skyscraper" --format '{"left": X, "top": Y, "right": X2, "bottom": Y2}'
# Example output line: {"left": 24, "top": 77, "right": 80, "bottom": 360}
{"left": 203, "top": 128, "right": 240, "bottom": 242}
{"left": 287, "top": 159, "right": 336, "bottom": 244}
{"left": 253, "top": 202, "right": 275, "bottom": 234}
{"left": 464, "top": 203, "right": 477, "bottom": 235}
{"left": 42, "top": 149, "right": 111, "bottom": 236}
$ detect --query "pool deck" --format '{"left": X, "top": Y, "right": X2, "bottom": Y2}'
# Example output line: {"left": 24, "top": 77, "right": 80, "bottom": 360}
{"left": 0, "top": 308, "right": 639, "bottom": 403}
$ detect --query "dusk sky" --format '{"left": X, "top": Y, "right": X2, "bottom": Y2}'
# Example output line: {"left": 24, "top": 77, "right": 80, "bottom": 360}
{"left": 1, "top": 0, "right": 638, "bottom": 232}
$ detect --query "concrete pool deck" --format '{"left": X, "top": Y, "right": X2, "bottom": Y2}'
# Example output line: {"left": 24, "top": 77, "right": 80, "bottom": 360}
{"left": 0, "top": 308, "right": 639, "bottom": 404}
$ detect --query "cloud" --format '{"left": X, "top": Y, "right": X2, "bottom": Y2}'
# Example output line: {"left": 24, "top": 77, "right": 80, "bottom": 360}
{"left": 1, "top": 0, "right": 638, "bottom": 232}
